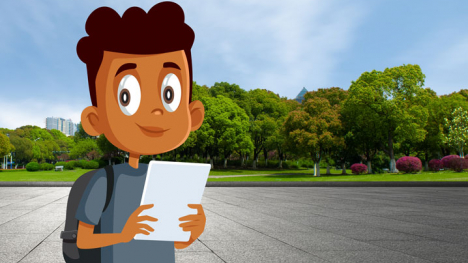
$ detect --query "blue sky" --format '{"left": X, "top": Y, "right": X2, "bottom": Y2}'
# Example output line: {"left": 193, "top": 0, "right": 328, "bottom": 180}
{"left": 1, "top": 0, "right": 467, "bottom": 129}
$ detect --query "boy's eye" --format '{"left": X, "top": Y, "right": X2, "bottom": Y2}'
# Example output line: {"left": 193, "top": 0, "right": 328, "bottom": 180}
{"left": 163, "top": 86, "right": 174, "bottom": 104}
{"left": 120, "top": 89, "right": 130, "bottom": 106}
{"left": 161, "top": 73, "right": 181, "bottom": 112}
{"left": 117, "top": 75, "right": 141, "bottom": 116}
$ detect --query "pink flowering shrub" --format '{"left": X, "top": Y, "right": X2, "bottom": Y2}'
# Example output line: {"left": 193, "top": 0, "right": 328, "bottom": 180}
{"left": 449, "top": 158, "right": 468, "bottom": 172}
{"left": 441, "top": 155, "right": 460, "bottom": 169}
{"left": 350, "top": 163, "right": 367, "bottom": 175}
{"left": 428, "top": 159, "right": 443, "bottom": 172}
{"left": 396, "top": 156, "right": 422, "bottom": 173}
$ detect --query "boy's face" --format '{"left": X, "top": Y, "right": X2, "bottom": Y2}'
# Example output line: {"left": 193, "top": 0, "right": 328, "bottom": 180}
{"left": 81, "top": 50, "right": 204, "bottom": 155}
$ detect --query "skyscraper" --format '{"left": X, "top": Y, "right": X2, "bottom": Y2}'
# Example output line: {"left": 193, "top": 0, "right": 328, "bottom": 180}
{"left": 295, "top": 87, "right": 308, "bottom": 103}
{"left": 45, "top": 117, "right": 76, "bottom": 136}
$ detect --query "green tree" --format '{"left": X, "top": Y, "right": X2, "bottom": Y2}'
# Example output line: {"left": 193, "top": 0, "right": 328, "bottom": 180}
{"left": 347, "top": 64, "right": 428, "bottom": 172}
{"left": 8, "top": 135, "right": 33, "bottom": 164}
{"left": 0, "top": 133, "right": 14, "bottom": 158}
{"left": 30, "top": 127, "right": 54, "bottom": 141}
{"left": 284, "top": 99, "right": 301, "bottom": 112}
{"left": 86, "top": 150, "right": 101, "bottom": 160}
{"left": 265, "top": 121, "right": 286, "bottom": 168}
{"left": 37, "top": 139, "right": 59, "bottom": 162}
{"left": 209, "top": 82, "right": 251, "bottom": 117}
{"left": 248, "top": 89, "right": 288, "bottom": 168}
{"left": 237, "top": 134, "right": 254, "bottom": 167}
{"left": 178, "top": 131, "right": 197, "bottom": 160}
{"left": 70, "top": 138, "right": 100, "bottom": 159}
{"left": 0, "top": 128, "right": 14, "bottom": 137}
{"left": 178, "top": 81, "right": 212, "bottom": 161}
{"left": 304, "top": 87, "right": 348, "bottom": 173}
{"left": 74, "top": 122, "right": 94, "bottom": 142}
{"left": 304, "top": 87, "right": 348, "bottom": 107}
{"left": 191, "top": 117, "right": 215, "bottom": 162}
{"left": 48, "top": 128, "right": 75, "bottom": 154}
{"left": 414, "top": 89, "right": 455, "bottom": 169}
{"left": 435, "top": 93, "right": 468, "bottom": 156}
{"left": 191, "top": 81, "right": 210, "bottom": 102}
{"left": 283, "top": 97, "right": 342, "bottom": 176}
{"left": 97, "top": 134, "right": 119, "bottom": 165}
{"left": 343, "top": 81, "right": 388, "bottom": 173}
{"left": 443, "top": 107, "right": 468, "bottom": 157}
{"left": 202, "top": 95, "right": 251, "bottom": 168}
{"left": 49, "top": 129, "right": 67, "bottom": 140}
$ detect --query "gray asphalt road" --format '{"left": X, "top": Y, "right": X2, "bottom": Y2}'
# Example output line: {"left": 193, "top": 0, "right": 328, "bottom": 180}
{"left": 0, "top": 187, "right": 467, "bottom": 263}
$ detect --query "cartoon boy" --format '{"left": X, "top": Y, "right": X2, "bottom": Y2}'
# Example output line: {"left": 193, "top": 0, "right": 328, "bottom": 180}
{"left": 75, "top": 2, "right": 206, "bottom": 262}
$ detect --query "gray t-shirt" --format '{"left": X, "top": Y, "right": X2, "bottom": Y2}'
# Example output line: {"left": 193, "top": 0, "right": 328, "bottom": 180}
{"left": 75, "top": 163, "right": 175, "bottom": 263}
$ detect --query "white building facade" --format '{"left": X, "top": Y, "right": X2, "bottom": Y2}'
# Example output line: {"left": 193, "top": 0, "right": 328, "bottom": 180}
{"left": 45, "top": 117, "right": 76, "bottom": 136}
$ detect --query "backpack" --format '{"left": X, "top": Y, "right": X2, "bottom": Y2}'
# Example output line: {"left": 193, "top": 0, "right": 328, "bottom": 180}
{"left": 60, "top": 165, "right": 114, "bottom": 263}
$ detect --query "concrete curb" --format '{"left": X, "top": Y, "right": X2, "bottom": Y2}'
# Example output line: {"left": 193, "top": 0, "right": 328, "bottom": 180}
{"left": 1, "top": 181, "right": 468, "bottom": 187}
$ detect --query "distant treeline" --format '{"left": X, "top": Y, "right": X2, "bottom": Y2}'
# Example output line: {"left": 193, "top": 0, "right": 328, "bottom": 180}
{"left": 1, "top": 64, "right": 468, "bottom": 175}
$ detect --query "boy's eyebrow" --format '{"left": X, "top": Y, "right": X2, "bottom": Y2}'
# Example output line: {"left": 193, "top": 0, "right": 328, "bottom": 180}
{"left": 115, "top": 63, "right": 137, "bottom": 76}
{"left": 163, "top": 62, "right": 181, "bottom": 70}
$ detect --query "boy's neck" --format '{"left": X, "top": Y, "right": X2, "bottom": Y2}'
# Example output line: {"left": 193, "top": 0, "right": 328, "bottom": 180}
{"left": 128, "top": 153, "right": 140, "bottom": 169}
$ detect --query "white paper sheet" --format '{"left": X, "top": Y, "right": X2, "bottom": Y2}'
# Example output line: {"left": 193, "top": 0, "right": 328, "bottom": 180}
{"left": 134, "top": 161, "right": 211, "bottom": 242}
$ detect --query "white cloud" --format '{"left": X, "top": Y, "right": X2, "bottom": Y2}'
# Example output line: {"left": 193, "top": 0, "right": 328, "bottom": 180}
{"left": 0, "top": 97, "right": 84, "bottom": 130}
{"left": 181, "top": 0, "right": 368, "bottom": 98}
{"left": 395, "top": 29, "right": 468, "bottom": 95}
{"left": 66, "top": 0, "right": 368, "bottom": 98}
{"left": 0, "top": 1, "right": 58, "bottom": 53}
{"left": 0, "top": 0, "right": 369, "bottom": 113}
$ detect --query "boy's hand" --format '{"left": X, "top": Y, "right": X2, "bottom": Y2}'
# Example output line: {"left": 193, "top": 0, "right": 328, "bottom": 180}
{"left": 174, "top": 204, "right": 206, "bottom": 249}
{"left": 120, "top": 204, "right": 158, "bottom": 243}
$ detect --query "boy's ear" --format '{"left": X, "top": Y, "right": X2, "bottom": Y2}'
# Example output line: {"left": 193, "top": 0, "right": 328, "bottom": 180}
{"left": 81, "top": 106, "right": 103, "bottom": 136}
{"left": 189, "top": 100, "right": 205, "bottom": 131}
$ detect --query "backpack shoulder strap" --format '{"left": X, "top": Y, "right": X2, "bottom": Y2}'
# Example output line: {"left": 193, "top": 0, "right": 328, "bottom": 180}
{"left": 103, "top": 165, "right": 114, "bottom": 212}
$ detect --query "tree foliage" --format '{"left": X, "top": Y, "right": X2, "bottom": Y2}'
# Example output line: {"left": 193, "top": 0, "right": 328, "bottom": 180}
{"left": 70, "top": 138, "right": 100, "bottom": 160}
{"left": 248, "top": 89, "right": 288, "bottom": 168}
{"left": 3, "top": 70, "right": 468, "bottom": 173}
{"left": 201, "top": 95, "right": 252, "bottom": 168}
{"left": 0, "top": 133, "right": 14, "bottom": 157}
{"left": 344, "top": 64, "right": 428, "bottom": 172}
{"left": 283, "top": 96, "right": 342, "bottom": 176}
{"left": 443, "top": 107, "right": 468, "bottom": 157}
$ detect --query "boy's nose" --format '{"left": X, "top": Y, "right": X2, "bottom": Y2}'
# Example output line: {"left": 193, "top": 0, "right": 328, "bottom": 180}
{"left": 151, "top": 109, "right": 163, "bottom": 115}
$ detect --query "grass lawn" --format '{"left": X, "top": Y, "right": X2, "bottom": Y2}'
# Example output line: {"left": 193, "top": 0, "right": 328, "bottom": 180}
{"left": 0, "top": 169, "right": 92, "bottom": 181}
{"left": 0, "top": 168, "right": 467, "bottom": 182}
{"left": 209, "top": 168, "right": 324, "bottom": 176}
{"left": 208, "top": 170, "right": 468, "bottom": 182}
{"left": 0, "top": 168, "right": 325, "bottom": 181}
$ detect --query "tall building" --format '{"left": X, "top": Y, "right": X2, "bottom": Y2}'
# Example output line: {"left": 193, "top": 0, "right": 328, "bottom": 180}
{"left": 45, "top": 117, "right": 76, "bottom": 136}
{"left": 46, "top": 117, "right": 58, "bottom": 130}
{"left": 295, "top": 87, "right": 308, "bottom": 103}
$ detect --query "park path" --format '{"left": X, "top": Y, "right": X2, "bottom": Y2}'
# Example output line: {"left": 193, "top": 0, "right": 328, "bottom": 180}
{"left": 1, "top": 187, "right": 467, "bottom": 262}
{"left": 209, "top": 174, "right": 272, "bottom": 178}
{"left": 209, "top": 172, "right": 315, "bottom": 178}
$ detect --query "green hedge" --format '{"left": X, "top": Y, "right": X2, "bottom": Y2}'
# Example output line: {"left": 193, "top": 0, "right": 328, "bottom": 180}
{"left": 40, "top": 163, "right": 54, "bottom": 171}
{"left": 85, "top": 161, "right": 99, "bottom": 169}
{"left": 55, "top": 161, "right": 75, "bottom": 170}
{"left": 75, "top": 160, "right": 87, "bottom": 168}
{"left": 26, "top": 162, "right": 40, "bottom": 171}
{"left": 26, "top": 162, "right": 56, "bottom": 172}
{"left": 54, "top": 160, "right": 100, "bottom": 170}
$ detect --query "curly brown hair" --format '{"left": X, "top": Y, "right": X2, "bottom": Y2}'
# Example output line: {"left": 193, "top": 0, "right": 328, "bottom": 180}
{"left": 77, "top": 2, "right": 195, "bottom": 107}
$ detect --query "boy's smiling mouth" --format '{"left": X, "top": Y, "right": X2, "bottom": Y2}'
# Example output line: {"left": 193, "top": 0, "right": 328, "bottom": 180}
{"left": 136, "top": 124, "right": 170, "bottom": 137}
